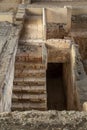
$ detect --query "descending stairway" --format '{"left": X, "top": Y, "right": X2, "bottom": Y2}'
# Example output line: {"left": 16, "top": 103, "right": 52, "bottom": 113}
{"left": 11, "top": 43, "right": 47, "bottom": 111}
{"left": 11, "top": 9, "right": 47, "bottom": 111}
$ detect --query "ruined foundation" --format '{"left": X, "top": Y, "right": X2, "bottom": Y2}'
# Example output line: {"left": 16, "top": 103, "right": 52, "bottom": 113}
{"left": 0, "top": 0, "right": 87, "bottom": 129}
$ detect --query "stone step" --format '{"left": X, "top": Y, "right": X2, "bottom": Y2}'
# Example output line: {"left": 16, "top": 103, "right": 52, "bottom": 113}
{"left": 13, "top": 85, "right": 46, "bottom": 94}
{"left": 11, "top": 102, "right": 47, "bottom": 111}
{"left": 13, "top": 78, "right": 46, "bottom": 86}
{"left": 15, "top": 69, "right": 46, "bottom": 78}
{"left": 16, "top": 42, "right": 43, "bottom": 63}
{"left": 12, "top": 93, "right": 46, "bottom": 103}
{"left": 16, "top": 54, "right": 42, "bottom": 63}
{"left": 15, "top": 62, "right": 46, "bottom": 70}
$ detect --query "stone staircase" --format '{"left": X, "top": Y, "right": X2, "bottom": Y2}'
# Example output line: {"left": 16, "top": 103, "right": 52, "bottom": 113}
{"left": 11, "top": 9, "right": 47, "bottom": 111}
{"left": 11, "top": 43, "right": 47, "bottom": 111}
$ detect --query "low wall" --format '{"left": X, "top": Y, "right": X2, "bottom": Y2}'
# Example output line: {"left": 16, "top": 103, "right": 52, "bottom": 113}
{"left": 0, "top": 111, "right": 87, "bottom": 130}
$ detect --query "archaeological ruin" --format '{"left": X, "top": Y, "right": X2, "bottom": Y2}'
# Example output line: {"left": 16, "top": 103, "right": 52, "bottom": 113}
{"left": 0, "top": 0, "right": 87, "bottom": 129}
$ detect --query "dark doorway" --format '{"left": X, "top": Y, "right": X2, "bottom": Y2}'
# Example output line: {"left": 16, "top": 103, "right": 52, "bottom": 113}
{"left": 46, "top": 63, "right": 67, "bottom": 110}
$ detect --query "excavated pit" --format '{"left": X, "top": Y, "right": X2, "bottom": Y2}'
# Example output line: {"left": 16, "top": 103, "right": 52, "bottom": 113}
{"left": 46, "top": 63, "right": 67, "bottom": 110}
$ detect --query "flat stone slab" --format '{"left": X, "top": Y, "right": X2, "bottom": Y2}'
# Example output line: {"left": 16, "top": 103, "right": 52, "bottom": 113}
{"left": 16, "top": 42, "right": 46, "bottom": 63}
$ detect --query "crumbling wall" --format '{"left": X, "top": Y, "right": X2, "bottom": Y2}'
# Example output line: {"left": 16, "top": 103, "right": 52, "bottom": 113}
{"left": 74, "top": 37, "right": 87, "bottom": 74}
{"left": 47, "top": 23, "right": 67, "bottom": 39}
{"left": 70, "top": 14, "right": 87, "bottom": 74}
{"left": 70, "top": 43, "right": 87, "bottom": 109}
{"left": 0, "top": 45, "right": 17, "bottom": 112}
{"left": 0, "top": 111, "right": 87, "bottom": 130}
{"left": 72, "top": 14, "right": 87, "bottom": 29}
{"left": 0, "top": 22, "right": 22, "bottom": 112}
{"left": 63, "top": 43, "right": 80, "bottom": 110}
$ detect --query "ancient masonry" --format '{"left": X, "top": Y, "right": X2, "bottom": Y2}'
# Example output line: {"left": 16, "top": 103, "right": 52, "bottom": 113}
{"left": 0, "top": 0, "right": 87, "bottom": 113}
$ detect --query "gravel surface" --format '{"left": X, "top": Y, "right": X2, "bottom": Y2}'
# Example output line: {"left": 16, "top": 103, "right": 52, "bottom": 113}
{"left": 0, "top": 110, "right": 87, "bottom": 130}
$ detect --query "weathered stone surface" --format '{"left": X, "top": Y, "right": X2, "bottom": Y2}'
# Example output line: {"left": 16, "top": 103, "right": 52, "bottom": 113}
{"left": 72, "top": 15, "right": 87, "bottom": 30}
{"left": 46, "top": 39, "right": 71, "bottom": 63}
{"left": 47, "top": 23, "right": 68, "bottom": 39}
{"left": 0, "top": 22, "right": 22, "bottom": 112}
{"left": 0, "top": 111, "right": 87, "bottom": 130}
{"left": 12, "top": 41, "right": 47, "bottom": 111}
{"left": 20, "top": 15, "right": 43, "bottom": 40}
{"left": 0, "top": 12, "right": 14, "bottom": 23}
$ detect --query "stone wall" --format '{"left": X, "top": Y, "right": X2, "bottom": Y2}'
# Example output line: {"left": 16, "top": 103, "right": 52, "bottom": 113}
{"left": 0, "top": 22, "right": 22, "bottom": 112}
{"left": 46, "top": 39, "right": 80, "bottom": 110}
{"left": 72, "top": 15, "right": 87, "bottom": 29}
{"left": 0, "top": 0, "right": 21, "bottom": 12}
{"left": 0, "top": 45, "right": 17, "bottom": 112}
{"left": 71, "top": 36, "right": 87, "bottom": 74}
{"left": 47, "top": 23, "right": 67, "bottom": 39}
{"left": 1, "top": 111, "right": 87, "bottom": 130}
{"left": 46, "top": 39, "right": 70, "bottom": 63}
{"left": 70, "top": 43, "right": 87, "bottom": 109}
{"left": 74, "top": 38, "right": 87, "bottom": 60}
{"left": 63, "top": 43, "right": 80, "bottom": 110}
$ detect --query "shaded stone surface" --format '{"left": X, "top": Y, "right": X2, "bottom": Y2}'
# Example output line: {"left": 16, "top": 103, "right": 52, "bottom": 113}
{"left": 0, "top": 111, "right": 87, "bottom": 130}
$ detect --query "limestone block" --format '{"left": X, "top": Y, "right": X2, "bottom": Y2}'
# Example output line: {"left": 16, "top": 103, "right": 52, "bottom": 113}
{"left": 0, "top": 13, "right": 14, "bottom": 23}
{"left": 46, "top": 39, "right": 71, "bottom": 63}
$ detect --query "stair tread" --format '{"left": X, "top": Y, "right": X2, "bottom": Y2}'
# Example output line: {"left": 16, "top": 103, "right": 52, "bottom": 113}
{"left": 14, "top": 77, "right": 45, "bottom": 82}
{"left": 11, "top": 102, "right": 47, "bottom": 111}
{"left": 13, "top": 85, "right": 46, "bottom": 93}
{"left": 15, "top": 62, "right": 46, "bottom": 70}
{"left": 12, "top": 93, "right": 46, "bottom": 102}
{"left": 15, "top": 69, "right": 46, "bottom": 73}
{"left": 12, "top": 93, "right": 46, "bottom": 98}
{"left": 15, "top": 69, "right": 46, "bottom": 78}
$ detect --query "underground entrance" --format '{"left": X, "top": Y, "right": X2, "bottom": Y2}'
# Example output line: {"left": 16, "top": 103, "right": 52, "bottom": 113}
{"left": 46, "top": 63, "right": 67, "bottom": 110}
